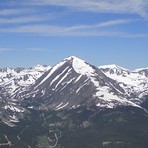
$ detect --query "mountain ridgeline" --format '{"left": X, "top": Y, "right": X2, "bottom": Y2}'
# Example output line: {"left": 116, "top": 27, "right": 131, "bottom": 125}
{"left": 0, "top": 56, "right": 148, "bottom": 148}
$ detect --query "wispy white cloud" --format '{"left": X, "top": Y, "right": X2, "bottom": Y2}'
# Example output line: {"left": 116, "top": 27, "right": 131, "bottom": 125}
{"left": 26, "top": 48, "right": 43, "bottom": 51}
{"left": 0, "top": 1, "right": 147, "bottom": 38}
{"left": 0, "top": 9, "right": 21, "bottom": 15}
{"left": 0, "top": 19, "right": 143, "bottom": 38}
{"left": 0, "top": 48, "right": 15, "bottom": 52}
{"left": 4, "top": 0, "right": 148, "bottom": 18}
{"left": 64, "top": 19, "right": 135, "bottom": 31}
{"left": 0, "top": 8, "right": 34, "bottom": 16}
{"left": 0, "top": 6, "right": 57, "bottom": 25}
{"left": 23, "top": 0, "right": 148, "bottom": 18}
{"left": 0, "top": 15, "right": 48, "bottom": 24}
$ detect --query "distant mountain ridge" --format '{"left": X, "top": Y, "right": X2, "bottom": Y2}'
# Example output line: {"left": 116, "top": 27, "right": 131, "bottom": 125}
{"left": 0, "top": 64, "right": 51, "bottom": 97}
{"left": 99, "top": 64, "right": 148, "bottom": 105}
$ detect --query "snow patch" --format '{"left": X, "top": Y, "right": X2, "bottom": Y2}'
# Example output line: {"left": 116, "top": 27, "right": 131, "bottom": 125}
{"left": 56, "top": 102, "right": 69, "bottom": 110}
{"left": 3, "top": 105, "right": 24, "bottom": 112}
{"left": 71, "top": 56, "right": 96, "bottom": 77}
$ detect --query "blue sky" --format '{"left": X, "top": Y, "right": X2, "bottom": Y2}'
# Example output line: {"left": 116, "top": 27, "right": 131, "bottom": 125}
{"left": 0, "top": 0, "right": 148, "bottom": 70}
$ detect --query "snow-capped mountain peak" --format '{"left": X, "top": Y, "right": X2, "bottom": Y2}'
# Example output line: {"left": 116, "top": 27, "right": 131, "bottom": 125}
{"left": 99, "top": 64, "right": 148, "bottom": 105}
{"left": 134, "top": 67, "right": 148, "bottom": 72}
{"left": 64, "top": 56, "right": 96, "bottom": 77}
{"left": 18, "top": 56, "right": 142, "bottom": 111}
{"left": 64, "top": 55, "right": 79, "bottom": 61}
{"left": 0, "top": 65, "right": 51, "bottom": 97}
{"left": 134, "top": 68, "right": 148, "bottom": 77}
{"left": 99, "top": 64, "right": 132, "bottom": 79}
{"left": 0, "top": 67, "right": 15, "bottom": 74}
{"left": 0, "top": 56, "right": 148, "bottom": 113}
{"left": 1, "top": 56, "right": 148, "bottom": 128}
{"left": 99, "top": 64, "right": 129, "bottom": 71}
{"left": 31, "top": 64, "right": 51, "bottom": 71}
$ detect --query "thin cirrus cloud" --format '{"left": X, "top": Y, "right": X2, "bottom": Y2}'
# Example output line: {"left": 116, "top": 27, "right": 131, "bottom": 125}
{"left": 25, "top": 0, "right": 148, "bottom": 17}
{"left": 0, "top": 0, "right": 147, "bottom": 37}
{"left": 0, "top": 15, "right": 48, "bottom": 24}
{"left": 0, "top": 9, "right": 22, "bottom": 15}
{"left": 0, "top": 19, "right": 134, "bottom": 37}
{"left": 26, "top": 48, "right": 43, "bottom": 51}
{"left": 0, "top": 8, "right": 53, "bottom": 24}
{"left": 0, "top": 8, "right": 34, "bottom": 16}
{"left": 0, "top": 48, "right": 15, "bottom": 52}
{"left": 5, "top": 0, "right": 148, "bottom": 18}
{"left": 64, "top": 19, "right": 135, "bottom": 31}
